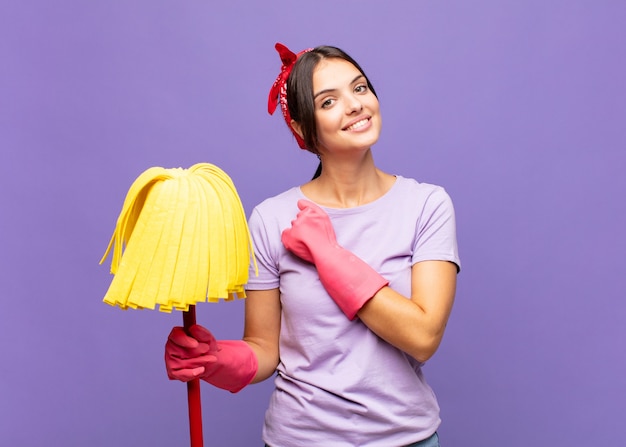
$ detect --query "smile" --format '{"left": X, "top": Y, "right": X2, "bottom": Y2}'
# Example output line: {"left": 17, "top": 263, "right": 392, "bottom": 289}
{"left": 343, "top": 118, "right": 370, "bottom": 132}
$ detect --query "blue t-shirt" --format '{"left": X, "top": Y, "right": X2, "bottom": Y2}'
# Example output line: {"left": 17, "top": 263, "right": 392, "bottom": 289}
{"left": 246, "top": 176, "right": 460, "bottom": 447}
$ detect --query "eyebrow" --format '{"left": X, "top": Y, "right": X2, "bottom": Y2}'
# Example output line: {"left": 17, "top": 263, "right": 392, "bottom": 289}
{"left": 313, "top": 74, "right": 365, "bottom": 99}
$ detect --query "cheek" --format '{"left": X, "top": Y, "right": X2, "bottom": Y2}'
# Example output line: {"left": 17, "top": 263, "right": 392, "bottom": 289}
{"left": 314, "top": 113, "right": 337, "bottom": 141}
{"left": 367, "top": 95, "right": 380, "bottom": 113}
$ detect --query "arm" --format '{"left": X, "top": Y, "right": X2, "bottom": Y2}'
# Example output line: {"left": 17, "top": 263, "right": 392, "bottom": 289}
{"left": 242, "top": 288, "right": 281, "bottom": 383}
{"left": 357, "top": 260, "right": 457, "bottom": 363}
{"left": 282, "top": 199, "right": 458, "bottom": 362}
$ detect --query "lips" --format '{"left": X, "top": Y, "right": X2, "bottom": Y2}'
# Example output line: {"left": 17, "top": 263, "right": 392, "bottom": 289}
{"left": 342, "top": 117, "right": 370, "bottom": 131}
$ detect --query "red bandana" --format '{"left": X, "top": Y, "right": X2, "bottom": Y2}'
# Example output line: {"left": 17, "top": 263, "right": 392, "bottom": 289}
{"left": 268, "top": 43, "right": 312, "bottom": 149}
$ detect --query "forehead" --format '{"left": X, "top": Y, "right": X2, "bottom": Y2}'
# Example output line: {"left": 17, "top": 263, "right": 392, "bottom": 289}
{"left": 312, "top": 58, "right": 362, "bottom": 91}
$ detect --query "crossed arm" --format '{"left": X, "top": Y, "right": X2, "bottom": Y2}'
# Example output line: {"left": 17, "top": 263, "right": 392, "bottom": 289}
{"left": 243, "top": 258, "right": 457, "bottom": 383}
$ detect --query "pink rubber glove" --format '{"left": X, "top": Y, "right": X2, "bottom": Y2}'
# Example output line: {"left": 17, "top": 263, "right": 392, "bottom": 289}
{"left": 281, "top": 199, "right": 389, "bottom": 320}
{"left": 165, "top": 325, "right": 258, "bottom": 393}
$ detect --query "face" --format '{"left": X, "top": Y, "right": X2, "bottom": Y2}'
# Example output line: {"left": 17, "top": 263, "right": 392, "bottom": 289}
{"left": 309, "top": 58, "right": 381, "bottom": 154}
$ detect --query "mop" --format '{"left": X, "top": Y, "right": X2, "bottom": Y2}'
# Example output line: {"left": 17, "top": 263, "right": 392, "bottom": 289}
{"left": 100, "top": 162, "right": 256, "bottom": 446}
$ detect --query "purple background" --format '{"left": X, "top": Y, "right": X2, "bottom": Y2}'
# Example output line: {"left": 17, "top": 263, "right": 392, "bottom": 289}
{"left": 2, "top": 1, "right": 625, "bottom": 445}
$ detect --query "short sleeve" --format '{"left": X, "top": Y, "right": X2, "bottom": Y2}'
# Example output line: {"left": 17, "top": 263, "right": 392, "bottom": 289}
{"left": 246, "top": 207, "right": 281, "bottom": 290}
{"left": 412, "top": 187, "right": 461, "bottom": 271}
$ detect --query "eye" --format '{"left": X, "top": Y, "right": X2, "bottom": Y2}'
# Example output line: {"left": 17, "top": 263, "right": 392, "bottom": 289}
{"left": 354, "top": 84, "right": 368, "bottom": 94}
{"left": 320, "top": 98, "right": 335, "bottom": 109}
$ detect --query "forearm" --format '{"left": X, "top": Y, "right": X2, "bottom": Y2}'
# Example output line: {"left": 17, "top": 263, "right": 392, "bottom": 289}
{"left": 244, "top": 337, "right": 279, "bottom": 383}
{"left": 357, "top": 289, "right": 444, "bottom": 362}
{"left": 358, "top": 261, "right": 457, "bottom": 363}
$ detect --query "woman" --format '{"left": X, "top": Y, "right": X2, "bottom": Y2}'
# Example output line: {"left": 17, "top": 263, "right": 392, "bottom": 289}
{"left": 165, "top": 43, "right": 461, "bottom": 447}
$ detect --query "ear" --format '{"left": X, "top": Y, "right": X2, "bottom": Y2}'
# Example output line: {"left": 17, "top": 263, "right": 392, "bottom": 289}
{"left": 290, "top": 120, "right": 304, "bottom": 140}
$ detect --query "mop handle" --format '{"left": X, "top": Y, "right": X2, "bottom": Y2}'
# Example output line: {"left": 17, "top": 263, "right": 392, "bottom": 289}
{"left": 183, "top": 305, "right": 204, "bottom": 447}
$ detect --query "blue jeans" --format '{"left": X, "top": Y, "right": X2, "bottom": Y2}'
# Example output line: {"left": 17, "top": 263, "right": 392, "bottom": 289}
{"left": 264, "top": 431, "right": 440, "bottom": 447}
{"left": 405, "top": 432, "right": 440, "bottom": 447}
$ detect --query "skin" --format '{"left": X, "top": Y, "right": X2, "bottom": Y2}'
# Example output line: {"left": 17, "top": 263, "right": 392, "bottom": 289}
{"left": 243, "top": 58, "right": 457, "bottom": 383}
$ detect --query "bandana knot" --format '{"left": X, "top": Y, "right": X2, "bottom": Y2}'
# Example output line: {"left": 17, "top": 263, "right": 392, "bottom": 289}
{"left": 268, "top": 42, "right": 312, "bottom": 149}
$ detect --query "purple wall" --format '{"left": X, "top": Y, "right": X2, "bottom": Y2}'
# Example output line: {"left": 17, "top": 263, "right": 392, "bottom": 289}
{"left": 2, "top": 1, "right": 625, "bottom": 445}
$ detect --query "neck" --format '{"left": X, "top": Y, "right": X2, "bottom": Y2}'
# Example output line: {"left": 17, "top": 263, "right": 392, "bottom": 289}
{"left": 303, "top": 150, "right": 394, "bottom": 208}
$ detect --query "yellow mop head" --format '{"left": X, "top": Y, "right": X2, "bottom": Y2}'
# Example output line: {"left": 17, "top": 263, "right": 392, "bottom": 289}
{"left": 100, "top": 163, "right": 257, "bottom": 312}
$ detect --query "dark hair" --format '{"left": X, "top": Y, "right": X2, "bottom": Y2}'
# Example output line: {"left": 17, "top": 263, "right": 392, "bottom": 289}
{"left": 286, "top": 46, "right": 378, "bottom": 155}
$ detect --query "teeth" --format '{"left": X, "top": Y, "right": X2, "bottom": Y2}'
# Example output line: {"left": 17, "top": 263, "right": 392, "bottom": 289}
{"left": 345, "top": 118, "right": 368, "bottom": 131}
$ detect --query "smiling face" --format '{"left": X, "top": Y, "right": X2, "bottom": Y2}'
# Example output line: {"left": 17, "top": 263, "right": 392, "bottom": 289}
{"left": 309, "top": 58, "right": 382, "bottom": 155}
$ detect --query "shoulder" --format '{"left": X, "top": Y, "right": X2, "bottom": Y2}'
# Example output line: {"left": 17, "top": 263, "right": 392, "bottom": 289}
{"left": 393, "top": 176, "right": 454, "bottom": 207}
{"left": 248, "top": 186, "right": 301, "bottom": 233}
{"left": 251, "top": 187, "right": 300, "bottom": 216}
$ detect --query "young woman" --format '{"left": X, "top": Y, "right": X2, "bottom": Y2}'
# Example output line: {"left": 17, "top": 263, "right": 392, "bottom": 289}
{"left": 165, "top": 43, "right": 461, "bottom": 447}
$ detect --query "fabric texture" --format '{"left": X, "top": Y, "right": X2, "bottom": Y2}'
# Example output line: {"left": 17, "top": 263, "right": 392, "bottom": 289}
{"left": 246, "top": 176, "right": 460, "bottom": 447}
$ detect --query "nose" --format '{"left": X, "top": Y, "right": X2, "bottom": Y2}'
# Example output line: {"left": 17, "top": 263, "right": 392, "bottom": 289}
{"left": 346, "top": 94, "right": 363, "bottom": 114}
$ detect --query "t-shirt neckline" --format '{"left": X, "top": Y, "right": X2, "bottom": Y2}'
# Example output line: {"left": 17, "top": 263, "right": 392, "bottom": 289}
{"left": 296, "top": 175, "right": 402, "bottom": 215}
